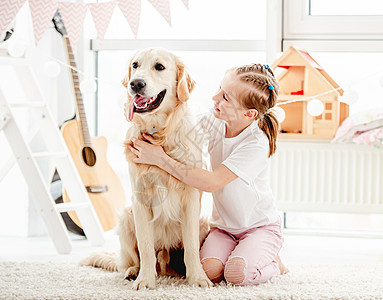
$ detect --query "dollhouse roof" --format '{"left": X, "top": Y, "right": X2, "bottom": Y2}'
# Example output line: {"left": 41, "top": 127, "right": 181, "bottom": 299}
{"left": 271, "top": 46, "right": 344, "bottom": 96}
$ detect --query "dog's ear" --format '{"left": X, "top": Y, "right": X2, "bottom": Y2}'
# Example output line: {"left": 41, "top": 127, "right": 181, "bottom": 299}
{"left": 177, "top": 61, "right": 196, "bottom": 102}
{"left": 121, "top": 59, "right": 132, "bottom": 88}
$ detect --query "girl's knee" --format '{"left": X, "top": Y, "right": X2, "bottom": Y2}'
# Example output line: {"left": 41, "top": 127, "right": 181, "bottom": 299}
{"left": 224, "top": 257, "right": 246, "bottom": 285}
{"left": 201, "top": 258, "right": 224, "bottom": 283}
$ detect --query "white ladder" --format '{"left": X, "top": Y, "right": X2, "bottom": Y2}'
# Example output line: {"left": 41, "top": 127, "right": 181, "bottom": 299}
{"left": 0, "top": 56, "right": 104, "bottom": 254}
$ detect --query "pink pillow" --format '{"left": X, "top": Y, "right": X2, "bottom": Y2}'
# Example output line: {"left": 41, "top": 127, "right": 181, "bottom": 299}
{"left": 332, "top": 107, "right": 383, "bottom": 145}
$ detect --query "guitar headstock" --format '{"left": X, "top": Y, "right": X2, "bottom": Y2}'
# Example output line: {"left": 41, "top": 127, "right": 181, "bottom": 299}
{"left": 52, "top": 9, "right": 67, "bottom": 36}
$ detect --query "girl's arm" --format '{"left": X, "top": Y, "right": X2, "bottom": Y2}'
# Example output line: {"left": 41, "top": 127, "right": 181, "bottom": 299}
{"left": 157, "top": 154, "right": 237, "bottom": 192}
{"left": 127, "top": 133, "right": 237, "bottom": 192}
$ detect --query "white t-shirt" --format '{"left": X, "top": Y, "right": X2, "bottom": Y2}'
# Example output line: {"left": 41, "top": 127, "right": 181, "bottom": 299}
{"left": 198, "top": 111, "right": 279, "bottom": 235}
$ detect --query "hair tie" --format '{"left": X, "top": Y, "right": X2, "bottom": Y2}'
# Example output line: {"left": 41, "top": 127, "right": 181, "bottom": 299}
{"left": 264, "top": 108, "right": 272, "bottom": 117}
{"left": 263, "top": 64, "right": 270, "bottom": 70}
{"left": 268, "top": 85, "right": 274, "bottom": 90}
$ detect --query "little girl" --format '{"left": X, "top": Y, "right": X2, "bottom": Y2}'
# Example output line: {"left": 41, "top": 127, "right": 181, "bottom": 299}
{"left": 127, "top": 63, "right": 289, "bottom": 286}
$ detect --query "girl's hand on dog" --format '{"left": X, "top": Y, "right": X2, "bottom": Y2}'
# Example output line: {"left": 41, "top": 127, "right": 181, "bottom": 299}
{"left": 128, "top": 133, "right": 166, "bottom": 166}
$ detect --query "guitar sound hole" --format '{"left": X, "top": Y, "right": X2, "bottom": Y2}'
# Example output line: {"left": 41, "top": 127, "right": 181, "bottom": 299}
{"left": 82, "top": 147, "right": 96, "bottom": 167}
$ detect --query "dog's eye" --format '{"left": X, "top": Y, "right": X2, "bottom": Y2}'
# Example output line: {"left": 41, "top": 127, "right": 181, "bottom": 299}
{"left": 155, "top": 63, "right": 165, "bottom": 71}
{"left": 132, "top": 62, "right": 138, "bottom": 69}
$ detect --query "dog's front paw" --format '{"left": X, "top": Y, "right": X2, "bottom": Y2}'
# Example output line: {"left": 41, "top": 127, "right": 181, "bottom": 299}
{"left": 132, "top": 273, "right": 156, "bottom": 290}
{"left": 124, "top": 266, "right": 139, "bottom": 280}
{"left": 188, "top": 272, "right": 213, "bottom": 288}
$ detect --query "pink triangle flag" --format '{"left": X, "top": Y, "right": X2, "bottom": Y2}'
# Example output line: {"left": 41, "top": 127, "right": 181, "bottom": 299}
{"left": 147, "top": 0, "right": 171, "bottom": 26}
{"left": 0, "top": 0, "right": 26, "bottom": 37}
{"left": 29, "top": 0, "right": 58, "bottom": 46}
{"left": 181, "top": 0, "right": 189, "bottom": 9}
{"left": 118, "top": 0, "right": 141, "bottom": 39}
{"left": 88, "top": 1, "right": 116, "bottom": 42}
{"left": 58, "top": 2, "right": 88, "bottom": 49}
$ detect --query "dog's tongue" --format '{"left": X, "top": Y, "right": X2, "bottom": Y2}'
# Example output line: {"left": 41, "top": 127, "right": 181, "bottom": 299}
{"left": 128, "top": 95, "right": 151, "bottom": 121}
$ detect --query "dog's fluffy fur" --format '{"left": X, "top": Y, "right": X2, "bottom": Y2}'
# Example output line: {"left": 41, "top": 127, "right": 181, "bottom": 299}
{"left": 80, "top": 48, "right": 212, "bottom": 289}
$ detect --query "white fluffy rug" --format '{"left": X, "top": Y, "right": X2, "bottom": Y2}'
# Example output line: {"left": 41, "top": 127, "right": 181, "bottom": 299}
{"left": 1, "top": 262, "right": 383, "bottom": 299}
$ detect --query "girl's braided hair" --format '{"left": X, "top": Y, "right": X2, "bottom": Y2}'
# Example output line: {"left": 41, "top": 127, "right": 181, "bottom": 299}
{"left": 234, "top": 63, "right": 279, "bottom": 157}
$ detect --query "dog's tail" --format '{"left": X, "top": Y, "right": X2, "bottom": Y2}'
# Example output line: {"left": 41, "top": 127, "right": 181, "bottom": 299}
{"left": 79, "top": 251, "right": 119, "bottom": 272}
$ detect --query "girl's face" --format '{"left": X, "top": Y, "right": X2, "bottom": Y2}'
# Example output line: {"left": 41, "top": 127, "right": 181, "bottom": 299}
{"left": 212, "top": 71, "right": 257, "bottom": 123}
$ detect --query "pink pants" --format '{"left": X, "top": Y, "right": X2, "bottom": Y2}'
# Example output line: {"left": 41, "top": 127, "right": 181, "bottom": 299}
{"left": 200, "top": 218, "right": 283, "bottom": 286}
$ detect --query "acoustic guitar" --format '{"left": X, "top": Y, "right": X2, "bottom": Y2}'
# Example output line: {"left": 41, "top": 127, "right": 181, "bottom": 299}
{"left": 53, "top": 10, "right": 126, "bottom": 232}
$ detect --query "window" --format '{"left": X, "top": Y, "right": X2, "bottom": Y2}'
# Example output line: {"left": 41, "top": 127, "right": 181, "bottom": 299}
{"left": 306, "top": 52, "right": 383, "bottom": 115}
{"left": 96, "top": 49, "right": 265, "bottom": 210}
{"left": 283, "top": 0, "right": 383, "bottom": 52}
{"left": 87, "top": 0, "right": 382, "bottom": 231}
{"left": 102, "top": 0, "right": 266, "bottom": 40}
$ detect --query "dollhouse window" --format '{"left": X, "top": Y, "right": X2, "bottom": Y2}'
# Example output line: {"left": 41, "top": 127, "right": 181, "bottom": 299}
{"left": 279, "top": 66, "right": 305, "bottom": 95}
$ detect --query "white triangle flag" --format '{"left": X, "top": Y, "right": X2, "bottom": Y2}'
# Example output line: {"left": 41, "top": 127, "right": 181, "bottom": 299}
{"left": 181, "top": 0, "right": 189, "bottom": 9}
{"left": 118, "top": 0, "right": 141, "bottom": 39}
{"left": 0, "top": 0, "right": 26, "bottom": 37}
{"left": 88, "top": 1, "right": 116, "bottom": 42}
{"left": 29, "top": 0, "right": 58, "bottom": 46}
{"left": 147, "top": 0, "right": 171, "bottom": 26}
{"left": 58, "top": 2, "right": 88, "bottom": 49}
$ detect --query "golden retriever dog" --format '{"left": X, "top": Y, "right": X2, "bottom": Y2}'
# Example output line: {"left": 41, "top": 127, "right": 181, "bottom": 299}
{"left": 80, "top": 48, "right": 212, "bottom": 290}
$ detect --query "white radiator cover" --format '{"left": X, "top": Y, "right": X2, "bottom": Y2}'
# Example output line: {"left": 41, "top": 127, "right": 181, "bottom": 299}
{"left": 270, "top": 140, "right": 383, "bottom": 214}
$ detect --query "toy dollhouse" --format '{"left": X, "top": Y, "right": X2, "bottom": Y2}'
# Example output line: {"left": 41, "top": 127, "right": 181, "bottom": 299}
{"left": 271, "top": 46, "right": 349, "bottom": 139}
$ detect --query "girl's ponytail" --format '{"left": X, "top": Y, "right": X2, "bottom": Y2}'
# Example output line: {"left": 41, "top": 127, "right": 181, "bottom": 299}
{"left": 258, "top": 110, "right": 279, "bottom": 157}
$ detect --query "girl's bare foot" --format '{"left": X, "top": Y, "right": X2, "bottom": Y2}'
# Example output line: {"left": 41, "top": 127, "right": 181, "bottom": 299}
{"left": 275, "top": 255, "right": 289, "bottom": 275}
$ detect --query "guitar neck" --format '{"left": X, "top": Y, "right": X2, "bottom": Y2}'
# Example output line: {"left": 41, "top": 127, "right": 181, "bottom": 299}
{"left": 63, "top": 35, "right": 92, "bottom": 146}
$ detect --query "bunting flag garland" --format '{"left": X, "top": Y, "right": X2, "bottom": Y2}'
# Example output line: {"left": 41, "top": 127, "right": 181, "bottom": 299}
{"left": 29, "top": 0, "right": 58, "bottom": 45}
{"left": 118, "top": 0, "right": 141, "bottom": 39}
{"left": 58, "top": 1, "right": 88, "bottom": 49}
{"left": 88, "top": 1, "right": 116, "bottom": 42}
{"left": 181, "top": 0, "right": 189, "bottom": 9}
{"left": 0, "top": 0, "right": 184, "bottom": 47}
{"left": 0, "top": 0, "right": 26, "bottom": 37}
{"left": 147, "top": 0, "right": 171, "bottom": 26}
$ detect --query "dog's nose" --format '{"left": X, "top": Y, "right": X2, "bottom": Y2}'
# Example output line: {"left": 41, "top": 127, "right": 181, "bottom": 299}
{"left": 130, "top": 79, "right": 146, "bottom": 93}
